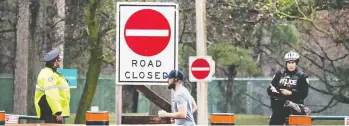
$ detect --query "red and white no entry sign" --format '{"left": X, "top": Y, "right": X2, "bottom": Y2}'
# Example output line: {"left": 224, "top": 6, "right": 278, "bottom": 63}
{"left": 117, "top": 2, "right": 178, "bottom": 84}
{"left": 189, "top": 56, "right": 215, "bottom": 82}
{"left": 124, "top": 9, "right": 171, "bottom": 57}
{"left": 191, "top": 58, "right": 211, "bottom": 79}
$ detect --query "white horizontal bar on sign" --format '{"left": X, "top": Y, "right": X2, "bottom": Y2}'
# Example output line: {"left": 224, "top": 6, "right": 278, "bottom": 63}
{"left": 191, "top": 67, "right": 210, "bottom": 71}
{"left": 125, "top": 29, "right": 169, "bottom": 37}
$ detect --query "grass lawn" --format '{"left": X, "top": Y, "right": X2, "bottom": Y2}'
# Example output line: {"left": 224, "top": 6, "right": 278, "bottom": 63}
{"left": 65, "top": 113, "right": 343, "bottom": 125}
{"left": 233, "top": 114, "right": 343, "bottom": 125}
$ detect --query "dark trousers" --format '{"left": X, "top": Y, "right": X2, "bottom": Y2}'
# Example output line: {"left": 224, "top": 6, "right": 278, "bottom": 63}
{"left": 269, "top": 100, "right": 291, "bottom": 125}
{"left": 41, "top": 115, "right": 63, "bottom": 124}
{"left": 38, "top": 95, "right": 63, "bottom": 124}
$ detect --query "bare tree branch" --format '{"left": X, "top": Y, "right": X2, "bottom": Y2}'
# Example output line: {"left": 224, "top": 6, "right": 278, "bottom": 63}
{"left": 178, "top": 10, "right": 187, "bottom": 44}
{"left": 71, "top": 43, "right": 89, "bottom": 61}
{"left": 0, "top": 52, "right": 14, "bottom": 59}
{"left": 331, "top": 54, "right": 349, "bottom": 61}
{"left": 300, "top": 47, "right": 335, "bottom": 75}
{"left": 234, "top": 81, "right": 271, "bottom": 108}
{"left": 102, "top": 56, "right": 115, "bottom": 65}
{"left": 257, "top": 48, "right": 284, "bottom": 67}
{"left": 0, "top": 28, "right": 14, "bottom": 33}
{"left": 99, "top": 25, "right": 114, "bottom": 39}
{"left": 106, "top": 45, "right": 115, "bottom": 52}
{"left": 312, "top": 97, "right": 337, "bottom": 113}
{"left": 309, "top": 34, "right": 337, "bottom": 72}
{"left": 343, "top": 44, "right": 349, "bottom": 54}
{"left": 308, "top": 84, "right": 332, "bottom": 96}
{"left": 48, "top": 18, "right": 65, "bottom": 33}
{"left": 181, "top": 41, "right": 196, "bottom": 51}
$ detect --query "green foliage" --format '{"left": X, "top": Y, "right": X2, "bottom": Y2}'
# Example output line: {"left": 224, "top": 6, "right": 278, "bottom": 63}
{"left": 272, "top": 23, "right": 301, "bottom": 45}
{"left": 208, "top": 43, "right": 261, "bottom": 76}
{"left": 266, "top": 23, "right": 302, "bottom": 61}
{"left": 178, "top": 43, "right": 195, "bottom": 69}
{"left": 263, "top": 0, "right": 313, "bottom": 20}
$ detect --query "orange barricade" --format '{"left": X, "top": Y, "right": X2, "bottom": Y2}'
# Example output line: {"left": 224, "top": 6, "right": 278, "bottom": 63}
{"left": 288, "top": 115, "right": 312, "bottom": 125}
{"left": 210, "top": 113, "right": 235, "bottom": 125}
{"left": 85, "top": 111, "right": 109, "bottom": 125}
{"left": 0, "top": 111, "right": 5, "bottom": 125}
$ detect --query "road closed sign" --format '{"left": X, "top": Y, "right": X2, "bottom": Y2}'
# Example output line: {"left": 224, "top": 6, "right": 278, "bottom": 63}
{"left": 116, "top": 2, "right": 178, "bottom": 85}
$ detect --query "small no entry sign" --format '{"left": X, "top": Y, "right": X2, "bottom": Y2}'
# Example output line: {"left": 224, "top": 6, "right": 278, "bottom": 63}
{"left": 189, "top": 56, "right": 215, "bottom": 82}
{"left": 191, "top": 58, "right": 211, "bottom": 79}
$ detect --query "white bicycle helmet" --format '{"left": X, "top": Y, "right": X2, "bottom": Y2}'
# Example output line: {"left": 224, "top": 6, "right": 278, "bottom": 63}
{"left": 284, "top": 51, "right": 300, "bottom": 61}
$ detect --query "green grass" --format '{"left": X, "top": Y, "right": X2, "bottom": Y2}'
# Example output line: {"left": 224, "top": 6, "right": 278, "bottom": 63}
{"left": 65, "top": 113, "right": 145, "bottom": 124}
{"left": 65, "top": 113, "right": 343, "bottom": 125}
{"left": 232, "top": 114, "right": 343, "bottom": 125}
{"left": 234, "top": 114, "right": 269, "bottom": 125}
{"left": 312, "top": 120, "right": 344, "bottom": 125}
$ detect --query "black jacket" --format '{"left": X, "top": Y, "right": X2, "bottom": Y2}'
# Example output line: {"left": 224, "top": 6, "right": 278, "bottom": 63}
{"left": 267, "top": 68, "right": 309, "bottom": 104}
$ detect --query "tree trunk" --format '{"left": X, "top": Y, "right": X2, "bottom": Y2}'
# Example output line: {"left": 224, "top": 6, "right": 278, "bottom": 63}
{"left": 225, "top": 80, "right": 233, "bottom": 113}
{"left": 225, "top": 65, "right": 237, "bottom": 113}
{"left": 13, "top": 0, "right": 29, "bottom": 118}
{"left": 53, "top": 0, "right": 65, "bottom": 47}
{"left": 27, "top": 0, "right": 42, "bottom": 117}
{"left": 74, "top": 0, "right": 101, "bottom": 124}
{"left": 149, "top": 85, "right": 171, "bottom": 115}
{"left": 132, "top": 87, "right": 139, "bottom": 113}
{"left": 53, "top": 0, "right": 65, "bottom": 67}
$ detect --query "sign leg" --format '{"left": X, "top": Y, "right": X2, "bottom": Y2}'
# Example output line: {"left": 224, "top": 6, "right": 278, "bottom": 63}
{"left": 116, "top": 84, "right": 122, "bottom": 125}
{"left": 195, "top": 0, "right": 208, "bottom": 124}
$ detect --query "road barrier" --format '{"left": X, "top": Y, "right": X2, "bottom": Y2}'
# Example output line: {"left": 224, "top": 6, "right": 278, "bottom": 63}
{"left": 86, "top": 111, "right": 109, "bottom": 125}
{"left": 210, "top": 113, "right": 235, "bottom": 125}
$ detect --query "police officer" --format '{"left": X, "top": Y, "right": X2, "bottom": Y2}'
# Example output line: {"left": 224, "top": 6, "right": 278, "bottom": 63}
{"left": 267, "top": 50, "right": 310, "bottom": 125}
{"left": 34, "top": 48, "right": 70, "bottom": 123}
{"left": 158, "top": 69, "right": 197, "bottom": 126}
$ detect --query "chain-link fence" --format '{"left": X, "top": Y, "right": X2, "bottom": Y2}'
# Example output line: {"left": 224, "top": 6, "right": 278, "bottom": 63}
{"left": 1, "top": 74, "right": 348, "bottom": 117}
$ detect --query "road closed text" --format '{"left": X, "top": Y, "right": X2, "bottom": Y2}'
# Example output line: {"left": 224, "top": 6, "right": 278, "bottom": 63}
{"left": 124, "top": 60, "right": 169, "bottom": 79}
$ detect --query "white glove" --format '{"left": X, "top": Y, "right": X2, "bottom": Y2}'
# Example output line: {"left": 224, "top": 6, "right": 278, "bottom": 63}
{"left": 269, "top": 84, "right": 279, "bottom": 93}
{"left": 158, "top": 110, "right": 167, "bottom": 118}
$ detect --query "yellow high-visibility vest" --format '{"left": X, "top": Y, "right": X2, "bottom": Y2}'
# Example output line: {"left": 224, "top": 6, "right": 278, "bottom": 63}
{"left": 56, "top": 72, "right": 70, "bottom": 117}
{"left": 35, "top": 67, "right": 70, "bottom": 118}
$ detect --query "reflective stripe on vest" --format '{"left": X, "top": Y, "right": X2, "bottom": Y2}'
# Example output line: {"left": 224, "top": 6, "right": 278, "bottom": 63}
{"left": 59, "top": 86, "right": 69, "bottom": 90}
{"left": 36, "top": 85, "right": 58, "bottom": 91}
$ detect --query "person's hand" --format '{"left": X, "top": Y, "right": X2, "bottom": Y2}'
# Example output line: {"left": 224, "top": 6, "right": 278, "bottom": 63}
{"left": 280, "top": 89, "right": 292, "bottom": 96}
{"left": 269, "top": 85, "right": 279, "bottom": 94}
{"left": 170, "top": 118, "right": 175, "bottom": 124}
{"left": 56, "top": 115, "right": 63, "bottom": 121}
{"left": 158, "top": 110, "right": 167, "bottom": 118}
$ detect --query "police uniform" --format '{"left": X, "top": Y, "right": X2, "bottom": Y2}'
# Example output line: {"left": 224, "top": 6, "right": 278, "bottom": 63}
{"left": 267, "top": 68, "right": 309, "bottom": 125}
{"left": 34, "top": 48, "right": 70, "bottom": 123}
